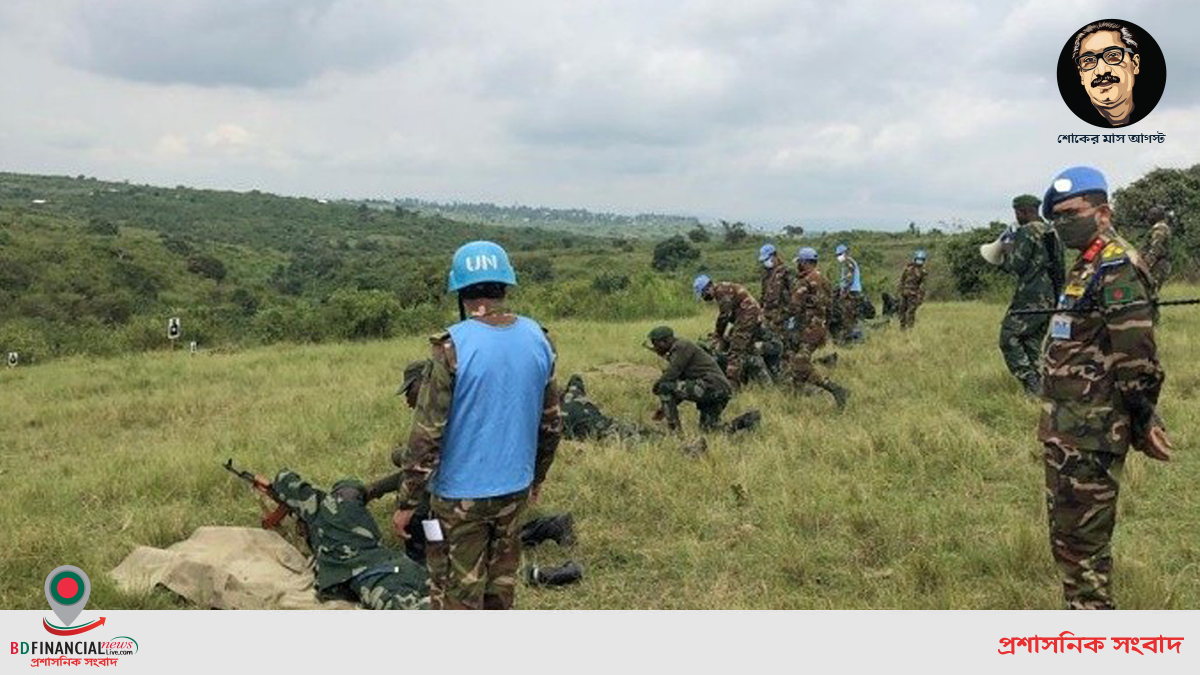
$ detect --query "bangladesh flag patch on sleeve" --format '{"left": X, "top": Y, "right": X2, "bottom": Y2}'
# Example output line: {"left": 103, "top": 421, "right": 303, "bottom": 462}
{"left": 1103, "top": 283, "right": 1139, "bottom": 305}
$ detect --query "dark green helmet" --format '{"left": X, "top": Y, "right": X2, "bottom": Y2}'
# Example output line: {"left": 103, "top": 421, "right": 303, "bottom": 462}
{"left": 1011, "top": 194, "right": 1041, "bottom": 209}
{"left": 648, "top": 326, "right": 674, "bottom": 342}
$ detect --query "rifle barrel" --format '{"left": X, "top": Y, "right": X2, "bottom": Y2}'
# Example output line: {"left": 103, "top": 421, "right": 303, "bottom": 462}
{"left": 1008, "top": 298, "right": 1200, "bottom": 316}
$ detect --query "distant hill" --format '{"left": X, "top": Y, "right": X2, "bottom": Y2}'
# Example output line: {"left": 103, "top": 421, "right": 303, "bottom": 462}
{"left": 386, "top": 198, "right": 705, "bottom": 238}
{"left": 0, "top": 172, "right": 637, "bottom": 363}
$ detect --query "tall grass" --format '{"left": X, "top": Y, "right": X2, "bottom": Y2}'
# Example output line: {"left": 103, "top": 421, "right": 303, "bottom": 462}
{"left": 1, "top": 288, "right": 1197, "bottom": 609}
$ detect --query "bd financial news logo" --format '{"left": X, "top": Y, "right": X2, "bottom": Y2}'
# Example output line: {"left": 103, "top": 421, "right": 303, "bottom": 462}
{"left": 1056, "top": 18, "right": 1166, "bottom": 128}
{"left": 9, "top": 566, "right": 139, "bottom": 665}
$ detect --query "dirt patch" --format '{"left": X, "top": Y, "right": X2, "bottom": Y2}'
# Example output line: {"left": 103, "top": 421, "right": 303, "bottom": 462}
{"left": 585, "top": 361, "right": 660, "bottom": 381}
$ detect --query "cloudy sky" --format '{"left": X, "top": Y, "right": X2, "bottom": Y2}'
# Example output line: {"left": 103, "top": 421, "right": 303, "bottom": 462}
{"left": 0, "top": 0, "right": 1196, "bottom": 229}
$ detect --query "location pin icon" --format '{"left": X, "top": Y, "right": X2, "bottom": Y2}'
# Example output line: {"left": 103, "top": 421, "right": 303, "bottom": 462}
{"left": 45, "top": 565, "right": 91, "bottom": 627}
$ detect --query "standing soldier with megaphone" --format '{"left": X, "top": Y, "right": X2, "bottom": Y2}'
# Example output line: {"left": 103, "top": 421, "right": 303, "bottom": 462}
{"left": 980, "top": 194, "right": 1065, "bottom": 395}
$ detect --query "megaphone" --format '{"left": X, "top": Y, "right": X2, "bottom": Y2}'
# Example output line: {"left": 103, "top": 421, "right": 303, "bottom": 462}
{"left": 979, "top": 236, "right": 1006, "bottom": 266}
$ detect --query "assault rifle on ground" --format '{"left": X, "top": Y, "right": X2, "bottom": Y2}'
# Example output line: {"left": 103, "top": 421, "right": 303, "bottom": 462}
{"left": 222, "top": 458, "right": 292, "bottom": 530}
{"left": 1007, "top": 298, "right": 1200, "bottom": 316}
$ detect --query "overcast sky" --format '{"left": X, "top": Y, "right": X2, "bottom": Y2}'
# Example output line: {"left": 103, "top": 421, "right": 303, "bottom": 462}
{"left": 0, "top": 0, "right": 1196, "bottom": 230}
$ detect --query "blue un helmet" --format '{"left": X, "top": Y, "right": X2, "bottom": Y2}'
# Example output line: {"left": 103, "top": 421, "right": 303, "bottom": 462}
{"left": 913, "top": 249, "right": 928, "bottom": 263}
{"left": 1042, "top": 166, "right": 1108, "bottom": 221}
{"left": 835, "top": 244, "right": 848, "bottom": 256}
{"left": 692, "top": 274, "right": 712, "bottom": 299}
{"left": 758, "top": 243, "right": 777, "bottom": 263}
{"left": 794, "top": 247, "right": 819, "bottom": 263}
{"left": 447, "top": 240, "right": 518, "bottom": 293}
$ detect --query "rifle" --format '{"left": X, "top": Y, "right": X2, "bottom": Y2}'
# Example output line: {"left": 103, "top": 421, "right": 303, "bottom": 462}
{"left": 222, "top": 459, "right": 291, "bottom": 530}
{"left": 1008, "top": 298, "right": 1200, "bottom": 317}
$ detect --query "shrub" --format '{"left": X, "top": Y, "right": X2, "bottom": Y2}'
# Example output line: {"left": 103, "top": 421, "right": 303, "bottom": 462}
{"left": 591, "top": 272, "right": 630, "bottom": 294}
{"left": 186, "top": 254, "right": 227, "bottom": 283}
{"left": 652, "top": 235, "right": 701, "bottom": 271}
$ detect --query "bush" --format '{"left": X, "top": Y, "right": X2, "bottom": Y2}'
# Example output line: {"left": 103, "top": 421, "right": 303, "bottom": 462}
{"left": 944, "top": 222, "right": 1008, "bottom": 298}
{"left": 591, "top": 272, "right": 630, "bottom": 294}
{"left": 721, "top": 220, "right": 748, "bottom": 245}
{"left": 652, "top": 235, "right": 701, "bottom": 271}
{"left": 323, "top": 289, "right": 401, "bottom": 340}
{"left": 85, "top": 218, "right": 119, "bottom": 236}
{"left": 1113, "top": 164, "right": 1200, "bottom": 279}
{"left": 186, "top": 254, "right": 227, "bottom": 283}
{"left": 519, "top": 256, "right": 555, "bottom": 283}
{"left": 687, "top": 226, "right": 711, "bottom": 243}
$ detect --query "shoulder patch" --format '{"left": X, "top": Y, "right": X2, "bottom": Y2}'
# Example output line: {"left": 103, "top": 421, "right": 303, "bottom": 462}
{"left": 1102, "top": 242, "right": 1127, "bottom": 261}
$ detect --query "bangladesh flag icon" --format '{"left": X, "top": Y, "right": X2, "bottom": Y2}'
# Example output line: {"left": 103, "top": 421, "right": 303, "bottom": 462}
{"left": 44, "top": 565, "right": 92, "bottom": 628}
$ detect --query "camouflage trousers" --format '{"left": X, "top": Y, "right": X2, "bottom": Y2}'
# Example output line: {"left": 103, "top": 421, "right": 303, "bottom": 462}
{"left": 427, "top": 491, "right": 529, "bottom": 610}
{"left": 349, "top": 567, "right": 430, "bottom": 610}
{"left": 657, "top": 380, "right": 731, "bottom": 430}
{"left": 725, "top": 319, "right": 761, "bottom": 385}
{"left": 1044, "top": 442, "right": 1123, "bottom": 610}
{"left": 898, "top": 295, "right": 921, "bottom": 330}
{"left": 999, "top": 312, "right": 1050, "bottom": 384}
{"left": 785, "top": 341, "right": 830, "bottom": 389}
{"left": 837, "top": 292, "right": 862, "bottom": 342}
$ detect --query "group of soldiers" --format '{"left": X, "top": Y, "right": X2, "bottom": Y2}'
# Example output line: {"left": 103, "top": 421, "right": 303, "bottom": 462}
{"left": 255, "top": 165, "right": 1175, "bottom": 612}
{"left": 669, "top": 240, "right": 931, "bottom": 421}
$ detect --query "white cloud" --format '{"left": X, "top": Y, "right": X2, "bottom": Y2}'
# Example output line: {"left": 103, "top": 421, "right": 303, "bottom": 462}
{"left": 0, "top": 0, "right": 1196, "bottom": 228}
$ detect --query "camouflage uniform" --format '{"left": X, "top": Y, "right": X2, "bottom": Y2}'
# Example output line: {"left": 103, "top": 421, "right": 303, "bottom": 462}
{"left": 785, "top": 268, "right": 833, "bottom": 387}
{"left": 394, "top": 318, "right": 563, "bottom": 610}
{"left": 999, "top": 219, "right": 1065, "bottom": 389}
{"left": 653, "top": 337, "right": 733, "bottom": 431}
{"left": 710, "top": 282, "right": 765, "bottom": 385}
{"left": 562, "top": 374, "right": 658, "bottom": 442}
{"left": 272, "top": 470, "right": 429, "bottom": 610}
{"left": 837, "top": 256, "right": 862, "bottom": 342}
{"left": 1039, "top": 233, "right": 1163, "bottom": 610}
{"left": 897, "top": 262, "right": 926, "bottom": 330}
{"left": 760, "top": 264, "right": 795, "bottom": 340}
{"left": 1142, "top": 220, "right": 1171, "bottom": 292}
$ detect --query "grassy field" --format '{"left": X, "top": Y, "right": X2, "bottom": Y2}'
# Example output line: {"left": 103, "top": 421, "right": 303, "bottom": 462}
{"left": 2, "top": 288, "right": 1198, "bottom": 610}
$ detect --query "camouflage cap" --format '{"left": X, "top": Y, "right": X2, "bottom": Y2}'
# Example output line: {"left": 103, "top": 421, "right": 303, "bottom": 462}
{"left": 398, "top": 360, "right": 430, "bottom": 395}
{"left": 648, "top": 326, "right": 674, "bottom": 342}
{"left": 1012, "top": 194, "right": 1041, "bottom": 209}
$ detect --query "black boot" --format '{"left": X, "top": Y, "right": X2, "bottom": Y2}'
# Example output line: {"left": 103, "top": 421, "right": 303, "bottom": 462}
{"left": 819, "top": 381, "right": 849, "bottom": 411}
{"left": 526, "top": 561, "right": 584, "bottom": 587}
{"left": 520, "top": 514, "right": 576, "bottom": 548}
{"left": 723, "top": 410, "right": 762, "bottom": 434}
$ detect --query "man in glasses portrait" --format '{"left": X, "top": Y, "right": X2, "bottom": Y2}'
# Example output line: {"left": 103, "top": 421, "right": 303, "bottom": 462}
{"left": 1071, "top": 21, "right": 1145, "bottom": 127}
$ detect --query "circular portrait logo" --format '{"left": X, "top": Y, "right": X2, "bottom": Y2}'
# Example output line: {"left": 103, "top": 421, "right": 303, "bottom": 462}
{"left": 1056, "top": 19, "right": 1165, "bottom": 128}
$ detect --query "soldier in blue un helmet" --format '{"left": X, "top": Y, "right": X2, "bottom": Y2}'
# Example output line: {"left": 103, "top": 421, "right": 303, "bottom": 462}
{"left": 391, "top": 241, "right": 564, "bottom": 610}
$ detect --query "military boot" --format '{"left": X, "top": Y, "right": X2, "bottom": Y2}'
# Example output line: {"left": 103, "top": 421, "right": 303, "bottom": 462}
{"left": 520, "top": 514, "right": 576, "bottom": 548}
{"left": 819, "top": 381, "right": 850, "bottom": 411}
{"left": 723, "top": 410, "right": 762, "bottom": 434}
{"left": 659, "top": 396, "right": 682, "bottom": 432}
{"left": 526, "top": 561, "right": 584, "bottom": 587}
